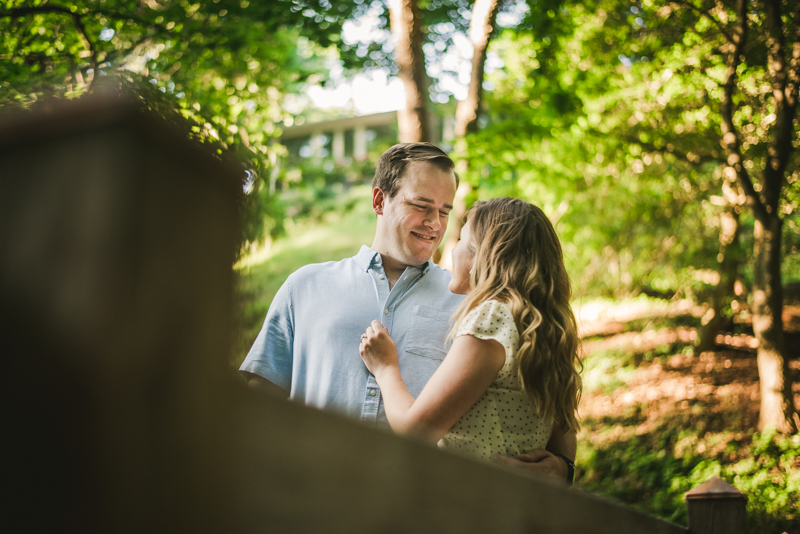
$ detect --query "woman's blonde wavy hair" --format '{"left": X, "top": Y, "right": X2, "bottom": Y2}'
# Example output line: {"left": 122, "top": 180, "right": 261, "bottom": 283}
{"left": 450, "top": 197, "right": 582, "bottom": 433}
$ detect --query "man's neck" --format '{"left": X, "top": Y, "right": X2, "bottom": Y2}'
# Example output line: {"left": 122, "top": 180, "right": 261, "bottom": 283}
{"left": 379, "top": 254, "right": 408, "bottom": 289}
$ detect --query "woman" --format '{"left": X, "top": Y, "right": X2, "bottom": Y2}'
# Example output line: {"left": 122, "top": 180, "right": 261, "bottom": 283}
{"left": 359, "top": 197, "right": 582, "bottom": 460}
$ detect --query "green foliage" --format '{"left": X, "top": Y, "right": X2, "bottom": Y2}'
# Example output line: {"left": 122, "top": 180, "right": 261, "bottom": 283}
{"left": 666, "top": 430, "right": 800, "bottom": 533}
{"left": 460, "top": 0, "right": 800, "bottom": 303}
{"left": 582, "top": 426, "right": 800, "bottom": 532}
{"left": 579, "top": 421, "right": 704, "bottom": 524}
{"left": 0, "top": 1, "right": 344, "bottom": 124}
{"left": 0, "top": 0, "right": 368, "bottom": 245}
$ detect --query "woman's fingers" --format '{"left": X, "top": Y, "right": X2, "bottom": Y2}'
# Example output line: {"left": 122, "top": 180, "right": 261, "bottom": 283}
{"left": 370, "top": 320, "right": 392, "bottom": 340}
{"left": 361, "top": 321, "right": 393, "bottom": 363}
{"left": 374, "top": 320, "right": 395, "bottom": 338}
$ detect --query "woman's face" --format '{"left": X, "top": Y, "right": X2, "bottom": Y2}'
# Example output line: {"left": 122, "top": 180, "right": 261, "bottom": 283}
{"left": 448, "top": 219, "right": 475, "bottom": 295}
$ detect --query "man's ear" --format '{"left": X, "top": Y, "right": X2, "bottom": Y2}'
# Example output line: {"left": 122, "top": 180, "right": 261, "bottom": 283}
{"left": 372, "top": 187, "right": 385, "bottom": 215}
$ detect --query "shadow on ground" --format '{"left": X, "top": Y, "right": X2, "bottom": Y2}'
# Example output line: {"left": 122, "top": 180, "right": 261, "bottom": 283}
{"left": 575, "top": 301, "right": 800, "bottom": 534}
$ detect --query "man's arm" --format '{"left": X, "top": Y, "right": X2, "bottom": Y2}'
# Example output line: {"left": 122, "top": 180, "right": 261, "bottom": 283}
{"left": 239, "top": 278, "right": 295, "bottom": 394}
{"left": 493, "top": 426, "right": 577, "bottom": 484}
{"left": 244, "top": 372, "right": 289, "bottom": 400}
{"left": 545, "top": 425, "right": 577, "bottom": 463}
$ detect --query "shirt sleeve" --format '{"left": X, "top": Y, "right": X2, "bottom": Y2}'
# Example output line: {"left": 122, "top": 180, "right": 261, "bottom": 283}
{"left": 455, "top": 300, "right": 519, "bottom": 366}
{"left": 239, "top": 277, "right": 294, "bottom": 391}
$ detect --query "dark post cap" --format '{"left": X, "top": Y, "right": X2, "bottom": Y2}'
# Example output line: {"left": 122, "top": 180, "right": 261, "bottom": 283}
{"left": 685, "top": 476, "right": 746, "bottom": 501}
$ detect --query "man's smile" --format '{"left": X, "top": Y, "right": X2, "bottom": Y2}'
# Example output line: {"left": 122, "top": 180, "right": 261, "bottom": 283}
{"left": 411, "top": 231, "right": 436, "bottom": 241}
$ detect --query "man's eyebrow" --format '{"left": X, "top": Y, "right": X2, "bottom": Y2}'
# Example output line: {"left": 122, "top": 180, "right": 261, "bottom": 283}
{"left": 409, "top": 196, "right": 454, "bottom": 210}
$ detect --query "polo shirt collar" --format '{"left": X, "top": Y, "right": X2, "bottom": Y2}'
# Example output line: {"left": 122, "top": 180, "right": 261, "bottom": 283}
{"left": 353, "top": 245, "right": 433, "bottom": 274}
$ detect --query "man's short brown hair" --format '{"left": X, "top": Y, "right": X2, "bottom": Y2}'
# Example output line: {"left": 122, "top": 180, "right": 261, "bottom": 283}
{"left": 372, "top": 143, "right": 458, "bottom": 198}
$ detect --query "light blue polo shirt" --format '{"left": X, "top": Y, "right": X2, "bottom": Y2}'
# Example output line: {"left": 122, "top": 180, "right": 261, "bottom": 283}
{"left": 240, "top": 245, "right": 465, "bottom": 428}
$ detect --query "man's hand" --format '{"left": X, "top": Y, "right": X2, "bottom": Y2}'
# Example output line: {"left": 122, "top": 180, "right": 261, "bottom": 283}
{"left": 492, "top": 449, "right": 569, "bottom": 484}
{"left": 493, "top": 427, "right": 576, "bottom": 484}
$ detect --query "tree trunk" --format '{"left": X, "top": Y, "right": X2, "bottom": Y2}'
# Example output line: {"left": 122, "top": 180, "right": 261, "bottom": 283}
{"left": 438, "top": 0, "right": 501, "bottom": 270}
{"left": 717, "top": 0, "right": 797, "bottom": 432}
{"left": 454, "top": 0, "right": 502, "bottom": 138}
{"left": 388, "top": 0, "right": 431, "bottom": 143}
{"left": 695, "top": 206, "right": 741, "bottom": 353}
{"left": 753, "top": 215, "right": 797, "bottom": 432}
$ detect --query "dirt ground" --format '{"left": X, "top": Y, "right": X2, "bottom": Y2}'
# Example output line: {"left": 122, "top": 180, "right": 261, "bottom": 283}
{"left": 576, "top": 301, "right": 800, "bottom": 479}
{"left": 577, "top": 302, "right": 800, "bottom": 432}
{"left": 570, "top": 300, "right": 800, "bottom": 533}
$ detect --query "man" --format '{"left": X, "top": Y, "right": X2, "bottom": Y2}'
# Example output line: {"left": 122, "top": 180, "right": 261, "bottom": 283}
{"left": 241, "top": 143, "right": 575, "bottom": 483}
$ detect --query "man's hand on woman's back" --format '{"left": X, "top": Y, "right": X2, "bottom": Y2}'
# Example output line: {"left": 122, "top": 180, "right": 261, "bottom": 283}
{"left": 492, "top": 427, "right": 576, "bottom": 485}
{"left": 492, "top": 449, "right": 569, "bottom": 484}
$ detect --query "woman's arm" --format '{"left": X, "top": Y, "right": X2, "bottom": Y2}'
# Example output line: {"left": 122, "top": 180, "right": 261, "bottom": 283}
{"left": 360, "top": 320, "right": 505, "bottom": 442}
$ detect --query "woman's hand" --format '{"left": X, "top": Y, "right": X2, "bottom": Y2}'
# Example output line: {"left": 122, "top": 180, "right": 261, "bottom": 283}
{"left": 359, "top": 320, "right": 399, "bottom": 378}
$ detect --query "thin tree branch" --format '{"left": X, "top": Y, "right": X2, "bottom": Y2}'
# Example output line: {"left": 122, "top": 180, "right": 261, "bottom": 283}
{"left": 764, "top": 0, "right": 787, "bottom": 85}
{"left": 1, "top": 5, "right": 156, "bottom": 27}
{"left": 676, "top": 62, "right": 725, "bottom": 87}
{"left": 787, "top": 0, "right": 800, "bottom": 108}
{"left": 624, "top": 135, "right": 724, "bottom": 165}
{"left": 763, "top": 0, "right": 795, "bottom": 212}
{"left": 671, "top": 0, "right": 735, "bottom": 44}
{"left": 720, "top": 0, "right": 769, "bottom": 223}
{"left": 1, "top": 5, "right": 97, "bottom": 73}
{"left": 454, "top": 0, "right": 502, "bottom": 137}
{"left": 0, "top": 5, "right": 72, "bottom": 19}
{"left": 102, "top": 33, "right": 153, "bottom": 65}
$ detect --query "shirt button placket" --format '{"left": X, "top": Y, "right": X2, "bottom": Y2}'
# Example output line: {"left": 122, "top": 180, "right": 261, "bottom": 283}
{"left": 362, "top": 261, "right": 389, "bottom": 425}
{"left": 361, "top": 383, "right": 381, "bottom": 424}
{"left": 361, "top": 261, "right": 393, "bottom": 424}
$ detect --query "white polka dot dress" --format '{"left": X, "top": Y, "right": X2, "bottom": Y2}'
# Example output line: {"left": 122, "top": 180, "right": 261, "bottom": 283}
{"left": 437, "top": 300, "right": 552, "bottom": 460}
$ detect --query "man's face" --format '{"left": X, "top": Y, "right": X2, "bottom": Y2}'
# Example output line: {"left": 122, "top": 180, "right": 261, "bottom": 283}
{"left": 373, "top": 161, "right": 457, "bottom": 267}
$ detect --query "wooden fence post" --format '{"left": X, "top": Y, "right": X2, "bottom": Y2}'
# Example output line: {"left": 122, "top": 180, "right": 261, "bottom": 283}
{"left": 685, "top": 476, "right": 748, "bottom": 534}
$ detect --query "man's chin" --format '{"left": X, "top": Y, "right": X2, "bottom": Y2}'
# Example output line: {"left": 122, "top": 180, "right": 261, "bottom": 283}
{"left": 398, "top": 242, "right": 440, "bottom": 266}
{"left": 403, "top": 251, "right": 433, "bottom": 266}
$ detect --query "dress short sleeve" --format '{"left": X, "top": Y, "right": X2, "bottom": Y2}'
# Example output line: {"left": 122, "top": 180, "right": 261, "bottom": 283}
{"left": 455, "top": 300, "right": 519, "bottom": 367}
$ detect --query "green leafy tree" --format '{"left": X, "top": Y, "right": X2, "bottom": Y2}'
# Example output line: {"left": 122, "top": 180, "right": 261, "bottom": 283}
{"left": 577, "top": 0, "right": 799, "bottom": 433}
{"left": 468, "top": 0, "right": 799, "bottom": 432}
{"left": 0, "top": 0, "right": 367, "bottom": 243}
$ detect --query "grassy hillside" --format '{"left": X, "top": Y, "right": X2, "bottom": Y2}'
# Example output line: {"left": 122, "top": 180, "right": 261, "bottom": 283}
{"left": 233, "top": 185, "right": 376, "bottom": 365}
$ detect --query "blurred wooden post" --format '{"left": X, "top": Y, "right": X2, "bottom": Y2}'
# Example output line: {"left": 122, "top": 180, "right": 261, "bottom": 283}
{"left": 0, "top": 92, "right": 241, "bottom": 533}
{"left": 685, "top": 477, "right": 748, "bottom": 534}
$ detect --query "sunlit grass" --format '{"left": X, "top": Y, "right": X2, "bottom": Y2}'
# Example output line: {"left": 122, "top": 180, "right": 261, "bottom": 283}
{"left": 232, "top": 185, "right": 376, "bottom": 365}
{"left": 581, "top": 348, "right": 637, "bottom": 395}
